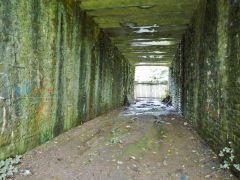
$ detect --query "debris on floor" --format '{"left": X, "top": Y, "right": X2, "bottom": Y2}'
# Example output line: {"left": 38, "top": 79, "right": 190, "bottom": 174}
{"left": 13, "top": 100, "right": 236, "bottom": 180}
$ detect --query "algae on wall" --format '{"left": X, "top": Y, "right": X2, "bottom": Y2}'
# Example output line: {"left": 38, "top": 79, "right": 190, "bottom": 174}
{"left": 0, "top": 0, "right": 135, "bottom": 160}
{"left": 170, "top": 0, "right": 240, "bottom": 174}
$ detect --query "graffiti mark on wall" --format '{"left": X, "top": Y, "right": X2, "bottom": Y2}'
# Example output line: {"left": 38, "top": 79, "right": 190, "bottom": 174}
{"left": 0, "top": 98, "right": 8, "bottom": 135}
{"left": 32, "top": 89, "right": 53, "bottom": 95}
{"left": 1, "top": 106, "right": 7, "bottom": 134}
{"left": 14, "top": 81, "right": 53, "bottom": 96}
{"left": 36, "top": 102, "right": 47, "bottom": 120}
{"left": 14, "top": 81, "right": 32, "bottom": 96}
{"left": 13, "top": 80, "right": 53, "bottom": 120}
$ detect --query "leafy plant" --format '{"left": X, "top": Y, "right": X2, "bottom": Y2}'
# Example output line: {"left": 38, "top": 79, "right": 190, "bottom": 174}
{"left": 88, "top": 151, "right": 97, "bottom": 157}
{"left": 107, "top": 129, "right": 126, "bottom": 146}
{"left": 219, "top": 142, "right": 240, "bottom": 172}
{"left": 110, "top": 130, "right": 121, "bottom": 144}
{"left": 0, "top": 155, "right": 22, "bottom": 180}
{"left": 159, "top": 88, "right": 170, "bottom": 101}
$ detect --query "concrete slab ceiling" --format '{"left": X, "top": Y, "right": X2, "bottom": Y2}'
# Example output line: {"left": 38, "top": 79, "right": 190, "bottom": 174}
{"left": 80, "top": 0, "right": 198, "bottom": 66}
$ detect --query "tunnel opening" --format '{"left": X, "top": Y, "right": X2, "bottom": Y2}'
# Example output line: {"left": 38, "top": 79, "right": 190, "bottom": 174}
{"left": 134, "top": 65, "right": 169, "bottom": 101}
{"left": 121, "top": 64, "right": 176, "bottom": 118}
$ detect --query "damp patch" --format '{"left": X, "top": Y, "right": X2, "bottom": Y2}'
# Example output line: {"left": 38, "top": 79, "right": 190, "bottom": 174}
{"left": 131, "top": 41, "right": 177, "bottom": 47}
{"left": 119, "top": 100, "right": 177, "bottom": 117}
{"left": 133, "top": 51, "right": 166, "bottom": 54}
{"left": 138, "top": 55, "right": 164, "bottom": 59}
{"left": 129, "top": 24, "right": 159, "bottom": 33}
{"left": 134, "top": 29, "right": 157, "bottom": 33}
{"left": 137, "top": 5, "right": 155, "bottom": 9}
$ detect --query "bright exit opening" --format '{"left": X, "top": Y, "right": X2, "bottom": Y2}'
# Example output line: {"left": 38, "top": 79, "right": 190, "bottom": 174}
{"left": 134, "top": 66, "right": 169, "bottom": 100}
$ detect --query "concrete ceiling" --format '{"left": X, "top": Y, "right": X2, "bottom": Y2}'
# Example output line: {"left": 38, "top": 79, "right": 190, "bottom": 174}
{"left": 80, "top": 0, "right": 198, "bottom": 66}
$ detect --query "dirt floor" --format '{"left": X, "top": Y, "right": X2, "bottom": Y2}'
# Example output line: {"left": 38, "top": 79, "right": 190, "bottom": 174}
{"left": 14, "top": 101, "right": 237, "bottom": 180}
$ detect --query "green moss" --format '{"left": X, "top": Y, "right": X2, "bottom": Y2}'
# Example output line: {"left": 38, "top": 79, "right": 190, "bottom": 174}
{"left": 81, "top": 0, "right": 195, "bottom": 10}
{"left": 123, "top": 135, "right": 150, "bottom": 156}
{"left": 170, "top": 0, "right": 240, "bottom": 176}
{"left": 0, "top": 0, "right": 134, "bottom": 161}
{"left": 38, "top": 128, "right": 53, "bottom": 144}
{"left": 121, "top": 126, "right": 159, "bottom": 157}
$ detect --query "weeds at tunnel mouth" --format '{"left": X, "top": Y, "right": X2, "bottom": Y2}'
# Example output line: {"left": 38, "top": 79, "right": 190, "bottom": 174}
{"left": 218, "top": 142, "right": 240, "bottom": 172}
{"left": 0, "top": 155, "right": 22, "bottom": 180}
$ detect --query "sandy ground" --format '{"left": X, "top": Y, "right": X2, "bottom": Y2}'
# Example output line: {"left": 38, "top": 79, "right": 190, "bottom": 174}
{"left": 14, "top": 104, "right": 236, "bottom": 180}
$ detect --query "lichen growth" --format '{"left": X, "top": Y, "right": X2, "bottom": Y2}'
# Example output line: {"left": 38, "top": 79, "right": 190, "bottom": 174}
{"left": 0, "top": 0, "right": 134, "bottom": 160}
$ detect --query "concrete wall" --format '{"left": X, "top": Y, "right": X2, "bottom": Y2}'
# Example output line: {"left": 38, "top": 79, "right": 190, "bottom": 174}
{"left": 170, "top": 0, "right": 240, "bottom": 174}
{"left": 0, "top": 0, "right": 134, "bottom": 160}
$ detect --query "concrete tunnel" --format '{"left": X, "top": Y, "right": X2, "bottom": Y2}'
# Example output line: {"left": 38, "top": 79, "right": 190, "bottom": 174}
{"left": 0, "top": 0, "right": 240, "bottom": 179}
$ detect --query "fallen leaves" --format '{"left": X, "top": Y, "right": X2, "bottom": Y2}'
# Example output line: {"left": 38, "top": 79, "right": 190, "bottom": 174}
{"left": 20, "top": 169, "right": 31, "bottom": 177}
{"left": 205, "top": 174, "right": 211, "bottom": 178}
{"left": 14, "top": 109, "right": 235, "bottom": 180}
{"left": 163, "top": 160, "right": 167, "bottom": 166}
{"left": 129, "top": 156, "right": 136, "bottom": 160}
{"left": 117, "top": 161, "right": 123, "bottom": 165}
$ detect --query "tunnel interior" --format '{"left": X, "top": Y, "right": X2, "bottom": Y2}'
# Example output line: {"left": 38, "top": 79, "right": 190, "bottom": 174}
{"left": 0, "top": 0, "right": 239, "bottom": 177}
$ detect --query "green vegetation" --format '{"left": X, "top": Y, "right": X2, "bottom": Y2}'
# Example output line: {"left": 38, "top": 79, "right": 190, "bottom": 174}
{"left": 0, "top": 0, "right": 134, "bottom": 161}
{"left": 0, "top": 155, "right": 22, "bottom": 180}
{"left": 219, "top": 142, "right": 240, "bottom": 172}
{"left": 170, "top": 0, "right": 240, "bottom": 173}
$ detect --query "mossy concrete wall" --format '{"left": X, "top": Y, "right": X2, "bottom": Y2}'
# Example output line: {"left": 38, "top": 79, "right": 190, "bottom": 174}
{"left": 170, "top": 0, "right": 240, "bottom": 173}
{"left": 0, "top": 0, "right": 134, "bottom": 160}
